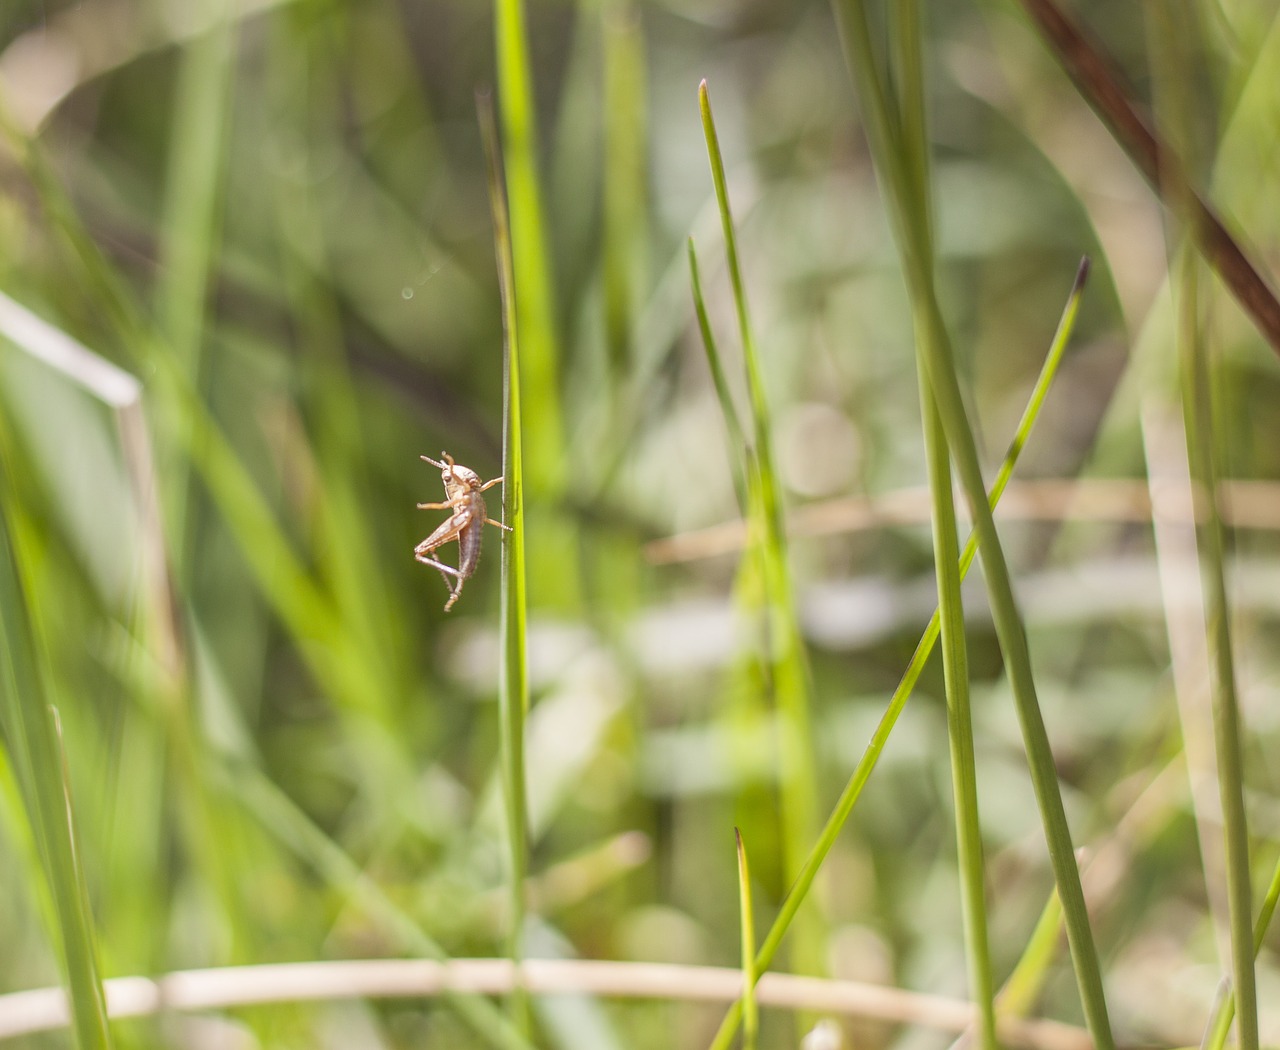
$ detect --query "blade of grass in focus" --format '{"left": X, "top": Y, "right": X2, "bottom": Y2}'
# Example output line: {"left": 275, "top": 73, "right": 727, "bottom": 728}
{"left": 0, "top": 470, "right": 113, "bottom": 1050}
{"left": 736, "top": 829, "right": 758, "bottom": 1050}
{"left": 891, "top": 3, "right": 996, "bottom": 1046}
{"left": 480, "top": 90, "right": 531, "bottom": 1034}
{"left": 707, "top": 258, "right": 1091, "bottom": 1050}
{"left": 698, "top": 79, "right": 822, "bottom": 981}
{"left": 829, "top": 5, "right": 1116, "bottom": 1048}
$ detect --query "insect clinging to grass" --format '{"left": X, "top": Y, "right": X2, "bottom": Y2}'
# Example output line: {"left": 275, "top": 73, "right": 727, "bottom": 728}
{"left": 414, "top": 451, "right": 511, "bottom": 611}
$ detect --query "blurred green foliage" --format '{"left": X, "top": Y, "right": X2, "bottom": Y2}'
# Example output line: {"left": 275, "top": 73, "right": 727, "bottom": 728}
{"left": 1, "top": 0, "right": 1280, "bottom": 1048}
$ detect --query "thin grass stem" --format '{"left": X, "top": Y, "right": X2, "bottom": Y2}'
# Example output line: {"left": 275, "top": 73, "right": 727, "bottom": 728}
{"left": 1203, "top": 851, "right": 1280, "bottom": 1050}
{"left": 1175, "top": 246, "right": 1256, "bottom": 1048}
{"left": 736, "top": 829, "right": 759, "bottom": 1050}
{"left": 706, "top": 260, "right": 1090, "bottom": 1050}
{"left": 892, "top": 5, "right": 996, "bottom": 1045}
{"left": 1145, "top": 6, "right": 1258, "bottom": 1042}
{"left": 698, "top": 80, "right": 823, "bottom": 981}
{"left": 829, "top": 6, "right": 1115, "bottom": 1047}
{"left": 480, "top": 90, "right": 531, "bottom": 1034}
{"left": 687, "top": 238, "right": 749, "bottom": 511}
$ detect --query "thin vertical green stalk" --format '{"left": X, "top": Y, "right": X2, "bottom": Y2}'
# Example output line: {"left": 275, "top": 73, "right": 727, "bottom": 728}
{"left": 155, "top": 1, "right": 234, "bottom": 574}
{"left": 1176, "top": 247, "right": 1256, "bottom": 1050}
{"left": 155, "top": 2, "right": 246, "bottom": 944}
{"left": 830, "top": 6, "right": 1115, "bottom": 1048}
{"left": 1147, "top": 7, "right": 1257, "bottom": 1044}
{"left": 918, "top": 387, "right": 997, "bottom": 1050}
{"left": 707, "top": 262, "right": 1090, "bottom": 1050}
{"left": 480, "top": 91, "right": 530, "bottom": 1033}
{"left": 156, "top": 6, "right": 233, "bottom": 372}
{"left": 1204, "top": 852, "right": 1280, "bottom": 1050}
{"left": 687, "top": 239, "right": 749, "bottom": 511}
{"left": 266, "top": 22, "right": 404, "bottom": 731}
{"left": 698, "top": 81, "right": 822, "bottom": 979}
{"left": 494, "top": 0, "right": 562, "bottom": 490}
{"left": 736, "top": 829, "right": 759, "bottom": 1050}
{"left": 602, "top": 0, "right": 648, "bottom": 375}
{"left": 0, "top": 481, "right": 113, "bottom": 1050}
{"left": 998, "top": 887, "right": 1066, "bottom": 1018}
{"left": 892, "top": 5, "right": 995, "bottom": 1046}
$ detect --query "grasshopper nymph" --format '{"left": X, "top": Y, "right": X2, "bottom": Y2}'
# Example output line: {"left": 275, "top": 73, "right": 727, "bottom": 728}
{"left": 414, "top": 451, "right": 511, "bottom": 611}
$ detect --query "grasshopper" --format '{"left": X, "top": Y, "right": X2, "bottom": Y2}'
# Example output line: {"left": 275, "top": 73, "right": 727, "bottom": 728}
{"left": 414, "top": 451, "right": 511, "bottom": 611}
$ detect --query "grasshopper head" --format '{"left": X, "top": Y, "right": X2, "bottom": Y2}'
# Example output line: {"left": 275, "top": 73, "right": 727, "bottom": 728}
{"left": 422, "top": 452, "right": 481, "bottom": 491}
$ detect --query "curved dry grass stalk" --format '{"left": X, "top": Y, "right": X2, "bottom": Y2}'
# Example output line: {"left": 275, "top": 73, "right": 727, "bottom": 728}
{"left": 0, "top": 0, "right": 289, "bottom": 134}
{"left": 0, "top": 958, "right": 1092, "bottom": 1050}
{"left": 645, "top": 478, "right": 1280, "bottom": 565}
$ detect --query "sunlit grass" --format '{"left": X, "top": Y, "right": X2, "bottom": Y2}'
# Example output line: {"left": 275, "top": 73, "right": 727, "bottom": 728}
{"left": 832, "top": 3, "right": 1115, "bottom": 1047}
{"left": 481, "top": 87, "right": 531, "bottom": 1033}
{"left": 0, "top": 476, "right": 113, "bottom": 1050}
{"left": 696, "top": 80, "right": 823, "bottom": 987}
{"left": 707, "top": 255, "right": 1093, "bottom": 1050}
{"left": 0, "top": 0, "right": 1277, "bottom": 1046}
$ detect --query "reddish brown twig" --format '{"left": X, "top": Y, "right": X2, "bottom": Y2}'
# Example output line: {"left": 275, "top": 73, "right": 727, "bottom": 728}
{"left": 1018, "top": 0, "right": 1280, "bottom": 356}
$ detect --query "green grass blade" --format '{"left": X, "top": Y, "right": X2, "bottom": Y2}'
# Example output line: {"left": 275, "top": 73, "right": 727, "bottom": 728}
{"left": 998, "top": 888, "right": 1066, "bottom": 1018}
{"left": 698, "top": 80, "right": 823, "bottom": 982}
{"left": 1147, "top": 6, "right": 1258, "bottom": 1040}
{"left": 493, "top": 0, "right": 562, "bottom": 482}
{"left": 707, "top": 258, "right": 1090, "bottom": 1050}
{"left": 1203, "top": 851, "right": 1280, "bottom": 1050}
{"left": 1, "top": 117, "right": 392, "bottom": 725}
{"left": 261, "top": 20, "right": 406, "bottom": 735}
{"left": 735, "top": 828, "right": 758, "bottom": 1050}
{"left": 0, "top": 479, "right": 113, "bottom": 1050}
{"left": 920, "top": 380, "right": 997, "bottom": 1050}
{"left": 230, "top": 765, "right": 534, "bottom": 1050}
{"left": 480, "top": 90, "right": 531, "bottom": 1032}
{"left": 495, "top": 0, "right": 579, "bottom": 611}
{"left": 1175, "top": 247, "right": 1256, "bottom": 1049}
{"left": 830, "top": 6, "right": 1116, "bottom": 1048}
{"left": 155, "top": 5, "right": 233, "bottom": 387}
{"left": 687, "top": 238, "right": 748, "bottom": 511}
{"left": 892, "top": 5, "right": 994, "bottom": 1045}
{"left": 602, "top": 4, "right": 648, "bottom": 375}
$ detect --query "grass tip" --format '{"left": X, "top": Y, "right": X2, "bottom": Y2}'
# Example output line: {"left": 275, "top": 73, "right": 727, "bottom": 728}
{"left": 1074, "top": 255, "right": 1091, "bottom": 290}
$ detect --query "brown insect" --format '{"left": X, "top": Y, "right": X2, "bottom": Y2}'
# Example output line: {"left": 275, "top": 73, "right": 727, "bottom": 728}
{"left": 414, "top": 451, "right": 511, "bottom": 611}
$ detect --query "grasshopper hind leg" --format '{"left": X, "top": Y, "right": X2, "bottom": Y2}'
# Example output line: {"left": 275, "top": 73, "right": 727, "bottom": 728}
{"left": 414, "top": 551, "right": 466, "bottom": 611}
